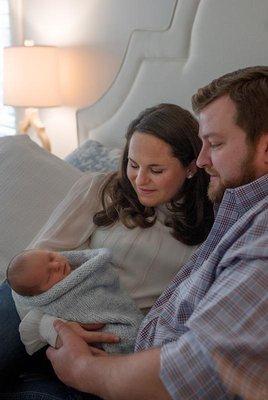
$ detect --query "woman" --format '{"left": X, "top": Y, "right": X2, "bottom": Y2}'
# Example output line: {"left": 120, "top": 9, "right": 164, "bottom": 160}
{"left": 0, "top": 103, "right": 213, "bottom": 398}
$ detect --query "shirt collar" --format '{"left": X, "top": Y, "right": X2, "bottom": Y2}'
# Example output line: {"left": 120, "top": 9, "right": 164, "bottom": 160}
{"left": 156, "top": 204, "right": 173, "bottom": 224}
{"left": 217, "top": 174, "right": 268, "bottom": 216}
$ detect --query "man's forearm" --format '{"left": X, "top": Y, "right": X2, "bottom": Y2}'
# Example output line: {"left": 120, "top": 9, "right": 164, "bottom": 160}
{"left": 79, "top": 347, "right": 171, "bottom": 400}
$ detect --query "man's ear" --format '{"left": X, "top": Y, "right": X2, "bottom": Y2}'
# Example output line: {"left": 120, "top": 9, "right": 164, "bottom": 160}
{"left": 263, "top": 133, "right": 268, "bottom": 164}
{"left": 186, "top": 160, "right": 198, "bottom": 179}
{"left": 255, "top": 132, "right": 268, "bottom": 173}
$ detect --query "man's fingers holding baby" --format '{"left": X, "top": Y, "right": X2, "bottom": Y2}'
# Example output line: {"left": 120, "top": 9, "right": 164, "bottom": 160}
{"left": 79, "top": 322, "right": 106, "bottom": 330}
{"left": 88, "top": 345, "right": 109, "bottom": 356}
{"left": 82, "top": 330, "right": 120, "bottom": 344}
{"left": 47, "top": 321, "right": 95, "bottom": 390}
{"left": 54, "top": 320, "right": 119, "bottom": 348}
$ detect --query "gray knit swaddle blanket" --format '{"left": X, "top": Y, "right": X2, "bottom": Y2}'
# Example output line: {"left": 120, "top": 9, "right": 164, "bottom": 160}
{"left": 15, "top": 248, "right": 143, "bottom": 353}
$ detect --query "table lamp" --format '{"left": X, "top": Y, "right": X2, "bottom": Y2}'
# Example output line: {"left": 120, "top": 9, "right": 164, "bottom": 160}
{"left": 3, "top": 42, "right": 61, "bottom": 152}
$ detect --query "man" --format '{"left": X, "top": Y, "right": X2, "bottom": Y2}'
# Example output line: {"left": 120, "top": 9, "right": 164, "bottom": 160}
{"left": 47, "top": 66, "right": 268, "bottom": 400}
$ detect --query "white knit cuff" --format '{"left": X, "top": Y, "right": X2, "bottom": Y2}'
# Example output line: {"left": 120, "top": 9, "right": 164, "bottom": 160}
{"left": 19, "top": 309, "right": 47, "bottom": 355}
{"left": 39, "top": 314, "right": 65, "bottom": 347}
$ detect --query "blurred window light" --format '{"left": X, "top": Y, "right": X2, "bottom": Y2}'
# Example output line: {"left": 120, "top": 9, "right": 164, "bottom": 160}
{"left": 0, "top": 0, "right": 16, "bottom": 136}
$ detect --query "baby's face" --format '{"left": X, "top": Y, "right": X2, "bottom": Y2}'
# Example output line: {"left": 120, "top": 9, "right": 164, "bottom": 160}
{"left": 24, "top": 250, "right": 71, "bottom": 293}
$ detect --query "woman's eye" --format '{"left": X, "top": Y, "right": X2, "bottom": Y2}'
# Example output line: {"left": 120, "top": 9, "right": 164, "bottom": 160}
{"left": 151, "top": 169, "right": 164, "bottom": 174}
{"left": 129, "top": 163, "right": 138, "bottom": 169}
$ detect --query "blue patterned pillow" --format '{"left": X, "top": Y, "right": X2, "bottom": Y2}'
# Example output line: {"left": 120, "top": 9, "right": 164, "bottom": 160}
{"left": 65, "top": 139, "right": 122, "bottom": 172}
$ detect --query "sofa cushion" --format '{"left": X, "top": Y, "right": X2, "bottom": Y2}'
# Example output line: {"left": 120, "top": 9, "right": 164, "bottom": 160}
{"left": 65, "top": 139, "right": 121, "bottom": 172}
{"left": 0, "top": 135, "right": 81, "bottom": 281}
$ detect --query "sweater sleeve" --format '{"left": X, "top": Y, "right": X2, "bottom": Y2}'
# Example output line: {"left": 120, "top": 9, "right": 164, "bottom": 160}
{"left": 19, "top": 310, "right": 65, "bottom": 355}
{"left": 28, "top": 172, "right": 109, "bottom": 251}
{"left": 15, "top": 172, "right": 110, "bottom": 350}
{"left": 19, "top": 309, "right": 48, "bottom": 355}
{"left": 39, "top": 314, "right": 65, "bottom": 347}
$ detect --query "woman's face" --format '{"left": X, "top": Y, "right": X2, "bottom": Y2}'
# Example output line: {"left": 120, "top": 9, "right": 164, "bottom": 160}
{"left": 127, "top": 131, "right": 188, "bottom": 207}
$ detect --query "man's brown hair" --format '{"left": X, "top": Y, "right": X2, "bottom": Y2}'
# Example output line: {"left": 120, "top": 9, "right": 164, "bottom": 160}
{"left": 192, "top": 66, "right": 268, "bottom": 144}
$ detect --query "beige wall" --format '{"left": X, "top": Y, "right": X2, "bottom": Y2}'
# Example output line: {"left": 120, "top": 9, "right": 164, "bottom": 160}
{"left": 16, "top": 0, "right": 176, "bottom": 157}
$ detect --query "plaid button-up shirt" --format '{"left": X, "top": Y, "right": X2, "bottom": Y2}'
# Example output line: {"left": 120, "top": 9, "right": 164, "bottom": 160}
{"left": 135, "top": 175, "right": 268, "bottom": 400}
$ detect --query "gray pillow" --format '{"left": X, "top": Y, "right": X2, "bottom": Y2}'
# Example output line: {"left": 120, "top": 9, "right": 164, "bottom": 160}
{"left": 0, "top": 135, "right": 81, "bottom": 281}
{"left": 65, "top": 139, "right": 122, "bottom": 172}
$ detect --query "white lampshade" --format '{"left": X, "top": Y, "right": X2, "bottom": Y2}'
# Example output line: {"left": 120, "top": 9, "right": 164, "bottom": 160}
{"left": 3, "top": 45, "right": 61, "bottom": 107}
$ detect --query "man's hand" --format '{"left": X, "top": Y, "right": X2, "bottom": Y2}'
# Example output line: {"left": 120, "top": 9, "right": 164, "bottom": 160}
{"left": 47, "top": 320, "right": 170, "bottom": 400}
{"left": 55, "top": 320, "right": 119, "bottom": 348}
{"left": 47, "top": 320, "right": 106, "bottom": 391}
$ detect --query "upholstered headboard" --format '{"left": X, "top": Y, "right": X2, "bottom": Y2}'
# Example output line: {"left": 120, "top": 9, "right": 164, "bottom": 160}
{"left": 76, "top": 0, "right": 268, "bottom": 148}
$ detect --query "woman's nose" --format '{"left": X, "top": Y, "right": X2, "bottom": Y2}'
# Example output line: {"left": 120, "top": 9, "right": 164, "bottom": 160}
{"left": 196, "top": 144, "right": 211, "bottom": 169}
{"left": 135, "top": 169, "right": 149, "bottom": 185}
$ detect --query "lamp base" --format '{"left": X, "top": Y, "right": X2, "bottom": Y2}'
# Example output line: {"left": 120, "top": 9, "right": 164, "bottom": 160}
{"left": 19, "top": 108, "right": 51, "bottom": 152}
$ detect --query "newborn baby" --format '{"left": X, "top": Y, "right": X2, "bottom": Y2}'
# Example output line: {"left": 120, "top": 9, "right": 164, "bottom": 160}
{"left": 7, "top": 250, "right": 72, "bottom": 295}
{"left": 7, "top": 248, "right": 143, "bottom": 355}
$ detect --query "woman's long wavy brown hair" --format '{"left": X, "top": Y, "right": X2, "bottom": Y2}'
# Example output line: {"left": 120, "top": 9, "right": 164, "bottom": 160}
{"left": 93, "top": 103, "right": 213, "bottom": 245}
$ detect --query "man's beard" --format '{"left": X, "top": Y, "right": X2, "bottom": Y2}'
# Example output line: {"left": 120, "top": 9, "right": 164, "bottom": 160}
{"left": 207, "top": 150, "right": 257, "bottom": 203}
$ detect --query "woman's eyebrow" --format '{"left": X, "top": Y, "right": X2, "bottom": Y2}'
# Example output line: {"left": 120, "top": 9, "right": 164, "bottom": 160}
{"left": 129, "top": 157, "right": 165, "bottom": 167}
{"left": 128, "top": 157, "right": 137, "bottom": 163}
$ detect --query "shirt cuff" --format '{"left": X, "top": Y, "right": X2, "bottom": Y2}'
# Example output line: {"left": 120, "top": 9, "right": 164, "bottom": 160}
{"left": 160, "top": 331, "right": 230, "bottom": 399}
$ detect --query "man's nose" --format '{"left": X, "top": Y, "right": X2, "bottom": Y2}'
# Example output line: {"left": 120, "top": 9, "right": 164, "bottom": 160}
{"left": 196, "top": 144, "right": 211, "bottom": 169}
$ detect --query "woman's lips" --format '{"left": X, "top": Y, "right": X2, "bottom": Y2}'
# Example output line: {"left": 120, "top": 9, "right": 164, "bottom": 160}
{"left": 137, "top": 187, "right": 156, "bottom": 195}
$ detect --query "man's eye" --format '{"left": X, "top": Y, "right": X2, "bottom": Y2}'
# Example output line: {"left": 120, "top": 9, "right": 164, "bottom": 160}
{"left": 210, "top": 143, "right": 222, "bottom": 149}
